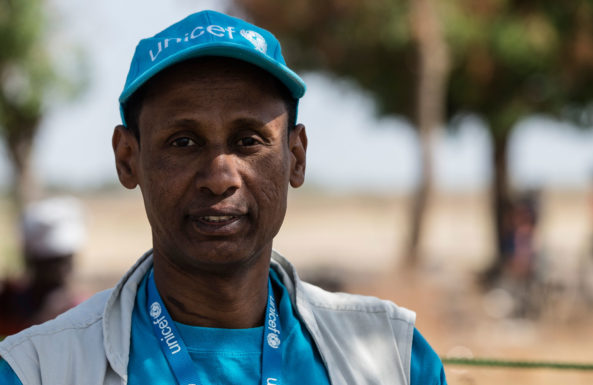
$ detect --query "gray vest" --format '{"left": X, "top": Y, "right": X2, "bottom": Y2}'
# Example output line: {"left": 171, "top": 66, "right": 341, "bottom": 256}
{"left": 0, "top": 251, "right": 415, "bottom": 385}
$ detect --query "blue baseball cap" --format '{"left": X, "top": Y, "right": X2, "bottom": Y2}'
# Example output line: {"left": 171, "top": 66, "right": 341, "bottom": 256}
{"left": 119, "top": 10, "right": 306, "bottom": 126}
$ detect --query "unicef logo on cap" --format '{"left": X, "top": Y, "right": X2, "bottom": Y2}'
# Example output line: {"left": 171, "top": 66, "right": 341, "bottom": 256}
{"left": 240, "top": 30, "right": 268, "bottom": 54}
{"left": 150, "top": 302, "right": 162, "bottom": 319}
{"left": 267, "top": 332, "right": 281, "bottom": 349}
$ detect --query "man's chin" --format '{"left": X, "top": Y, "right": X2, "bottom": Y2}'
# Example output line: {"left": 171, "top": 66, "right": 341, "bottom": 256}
{"left": 169, "top": 244, "right": 270, "bottom": 275}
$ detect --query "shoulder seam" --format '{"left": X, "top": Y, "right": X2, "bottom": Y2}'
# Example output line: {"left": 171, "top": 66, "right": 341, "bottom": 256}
{"left": 308, "top": 302, "right": 414, "bottom": 322}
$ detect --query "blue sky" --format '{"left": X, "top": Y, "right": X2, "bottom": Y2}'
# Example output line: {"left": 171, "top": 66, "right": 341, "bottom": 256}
{"left": 1, "top": 0, "right": 593, "bottom": 193}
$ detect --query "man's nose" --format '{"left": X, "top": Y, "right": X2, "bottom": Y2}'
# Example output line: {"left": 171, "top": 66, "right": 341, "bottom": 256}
{"left": 197, "top": 151, "right": 242, "bottom": 196}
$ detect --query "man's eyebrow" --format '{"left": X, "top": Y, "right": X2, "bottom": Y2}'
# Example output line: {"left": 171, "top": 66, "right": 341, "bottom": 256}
{"left": 231, "top": 117, "right": 268, "bottom": 129}
{"left": 164, "top": 117, "right": 202, "bottom": 130}
{"left": 233, "top": 113, "right": 288, "bottom": 129}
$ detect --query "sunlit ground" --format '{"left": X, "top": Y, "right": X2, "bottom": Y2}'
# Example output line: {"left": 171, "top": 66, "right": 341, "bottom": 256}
{"left": 1, "top": 188, "right": 593, "bottom": 384}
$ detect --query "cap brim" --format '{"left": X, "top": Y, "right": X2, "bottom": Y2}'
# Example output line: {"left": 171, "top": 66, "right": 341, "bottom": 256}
{"left": 119, "top": 42, "right": 306, "bottom": 107}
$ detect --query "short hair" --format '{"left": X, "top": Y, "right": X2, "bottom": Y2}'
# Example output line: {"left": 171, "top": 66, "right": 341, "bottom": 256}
{"left": 122, "top": 58, "right": 298, "bottom": 141}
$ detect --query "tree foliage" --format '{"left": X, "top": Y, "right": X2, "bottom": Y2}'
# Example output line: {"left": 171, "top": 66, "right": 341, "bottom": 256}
{"left": 233, "top": 0, "right": 416, "bottom": 120}
{"left": 0, "top": 0, "right": 81, "bottom": 208}
{"left": 445, "top": 1, "right": 593, "bottom": 138}
{"left": 234, "top": 0, "right": 593, "bottom": 143}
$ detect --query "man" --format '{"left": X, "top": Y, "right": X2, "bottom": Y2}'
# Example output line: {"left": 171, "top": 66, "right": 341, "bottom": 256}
{"left": 0, "top": 10, "right": 446, "bottom": 384}
{"left": 0, "top": 196, "right": 85, "bottom": 337}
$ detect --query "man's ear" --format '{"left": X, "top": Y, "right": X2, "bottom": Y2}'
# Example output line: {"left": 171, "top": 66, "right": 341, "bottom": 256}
{"left": 289, "top": 124, "right": 307, "bottom": 188}
{"left": 112, "top": 125, "right": 140, "bottom": 189}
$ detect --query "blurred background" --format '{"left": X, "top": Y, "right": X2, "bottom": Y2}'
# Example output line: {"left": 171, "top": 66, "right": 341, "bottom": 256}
{"left": 2, "top": 0, "right": 593, "bottom": 383}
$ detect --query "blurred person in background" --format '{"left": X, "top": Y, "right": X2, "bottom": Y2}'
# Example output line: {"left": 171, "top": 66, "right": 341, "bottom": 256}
{"left": 0, "top": 196, "right": 85, "bottom": 337}
{"left": 0, "top": 10, "right": 446, "bottom": 385}
{"left": 485, "top": 191, "right": 542, "bottom": 319}
{"left": 505, "top": 193, "right": 540, "bottom": 317}
{"left": 509, "top": 195, "right": 539, "bottom": 274}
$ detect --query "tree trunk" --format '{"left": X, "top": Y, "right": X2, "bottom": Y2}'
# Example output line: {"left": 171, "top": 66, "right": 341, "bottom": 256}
{"left": 6, "top": 121, "right": 39, "bottom": 212}
{"left": 483, "top": 130, "right": 513, "bottom": 283}
{"left": 406, "top": 0, "right": 450, "bottom": 266}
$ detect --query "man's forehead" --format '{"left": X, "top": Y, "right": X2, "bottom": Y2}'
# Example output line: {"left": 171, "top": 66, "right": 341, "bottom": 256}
{"left": 135, "top": 57, "right": 292, "bottom": 134}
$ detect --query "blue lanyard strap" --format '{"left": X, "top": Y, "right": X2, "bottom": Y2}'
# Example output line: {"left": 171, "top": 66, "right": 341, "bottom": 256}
{"left": 262, "top": 278, "right": 282, "bottom": 385}
{"left": 146, "top": 271, "right": 283, "bottom": 385}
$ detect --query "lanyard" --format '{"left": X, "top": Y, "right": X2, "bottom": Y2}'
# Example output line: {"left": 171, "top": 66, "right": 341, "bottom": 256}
{"left": 147, "top": 271, "right": 283, "bottom": 385}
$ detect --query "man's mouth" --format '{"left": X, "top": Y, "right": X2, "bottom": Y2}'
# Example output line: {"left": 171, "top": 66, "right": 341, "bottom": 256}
{"left": 190, "top": 212, "right": 244, "bottom": 236}
{"left": 200, "top": 215, "right": 237, "bottom": 223}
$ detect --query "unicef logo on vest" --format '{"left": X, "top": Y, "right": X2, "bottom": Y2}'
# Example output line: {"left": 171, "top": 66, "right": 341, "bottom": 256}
{"left": 150, "top": 302, "right": 162, "bottom": 319}
{"left": 240, "top": 30, "right": 267, "bottom": 54}
{"left": 267, "top": 332, "right": 281, "bottom": 349}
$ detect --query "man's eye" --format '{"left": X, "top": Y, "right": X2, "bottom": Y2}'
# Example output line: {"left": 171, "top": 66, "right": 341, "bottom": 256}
{"left": 171, "top": 137, "right": 196, "bottom": 147}
{"left": 237, "top": 137, "right": 260, "bottom": 146}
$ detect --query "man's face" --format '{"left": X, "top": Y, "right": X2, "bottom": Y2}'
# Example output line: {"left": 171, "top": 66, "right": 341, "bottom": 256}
{"left": 113, "top": 59, "right": 307, "bottom": 273}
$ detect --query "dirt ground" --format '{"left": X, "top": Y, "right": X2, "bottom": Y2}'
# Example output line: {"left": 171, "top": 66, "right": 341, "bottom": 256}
{"left": 2, "top": 188, "right": 593, "bottom": 384}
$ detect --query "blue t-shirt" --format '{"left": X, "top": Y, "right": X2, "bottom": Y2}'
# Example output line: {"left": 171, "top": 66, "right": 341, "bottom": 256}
{"left": 0, "top": 272, "right": 446, "bottom": 384}
{"left": 127, "top": 269, "right": 331, "bottom": 384}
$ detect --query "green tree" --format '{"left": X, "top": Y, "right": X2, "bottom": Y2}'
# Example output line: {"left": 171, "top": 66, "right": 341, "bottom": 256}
{"left": 232, "top": 0, "right": 593, "bottom": 272}
{"left": 0, "top": 0, "right": 74, "bottom": 210}
{"left": 445, "top": 0, "right": 593, "bottom": 276}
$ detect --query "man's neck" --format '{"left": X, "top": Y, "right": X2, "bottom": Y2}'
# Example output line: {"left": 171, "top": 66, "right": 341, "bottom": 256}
{"left": 152, "top": 251, "right": 270, "bottom": 329}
